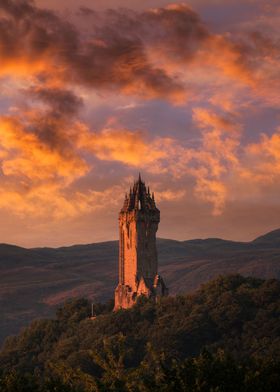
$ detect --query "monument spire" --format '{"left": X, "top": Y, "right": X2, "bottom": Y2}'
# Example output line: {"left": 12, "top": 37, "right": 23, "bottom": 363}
{"left": 114, "top": 175, "right": 168, "bottom": 310}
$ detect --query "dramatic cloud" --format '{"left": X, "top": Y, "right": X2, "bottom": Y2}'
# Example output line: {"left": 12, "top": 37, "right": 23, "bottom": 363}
{"left": 244, "top": 128, "right": 280, "bottom": 184}
{"left": 0, "top": 0, "right": 280, "bottom": 245}
{"left": 28, "top": 87, "right": 83, "bottom": 115}
{"left": 0, "top": 115, "right": 88, "bottom": 183}
{"left": 0, "top": 182, "right": 123, "bottom": 220}
{"left": 0, "top": 0, "right": 187, "bottom": 101}
{"left": 2, "top": 0, "right": 275, "bottom": 103}
{"left": 190, "top": 108, "right": 241, "bottom": 214}
{"left": 0, "top": 111, "right": 168, "bottom": 180}
{"left": 78, "top": 127, "right": 167, "bottom": 166}
{"left": 0, "top": 96, "right": 171, "bottom": 221}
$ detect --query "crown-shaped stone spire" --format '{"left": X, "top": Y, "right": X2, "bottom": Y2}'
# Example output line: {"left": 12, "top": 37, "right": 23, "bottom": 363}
{"left": 121, "top": 174, "right": 157, "bottom": 212}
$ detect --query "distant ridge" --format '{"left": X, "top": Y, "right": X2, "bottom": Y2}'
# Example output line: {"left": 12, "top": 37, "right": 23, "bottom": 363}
{"left": 1, "top": 228, "right": 280, "bottom": 344}
{"left": 252, "top": 228, "right": 280, "bottom": 245}
{"left": 2, "top": 227, "right": 280, "bottom": 252}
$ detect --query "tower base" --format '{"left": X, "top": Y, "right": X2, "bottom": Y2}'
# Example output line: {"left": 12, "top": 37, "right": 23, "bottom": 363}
{"left": 114, "top": 275, "right": 168, "bottom": 311}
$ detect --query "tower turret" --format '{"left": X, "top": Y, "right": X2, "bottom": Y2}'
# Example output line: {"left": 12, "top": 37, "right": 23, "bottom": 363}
{"left": 114, "top": 175, "right": 168, "bottom": 310}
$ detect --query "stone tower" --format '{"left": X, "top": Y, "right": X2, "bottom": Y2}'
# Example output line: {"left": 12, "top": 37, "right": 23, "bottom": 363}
{"left": 114, "top": 174, "right": 168, "bottom": 310}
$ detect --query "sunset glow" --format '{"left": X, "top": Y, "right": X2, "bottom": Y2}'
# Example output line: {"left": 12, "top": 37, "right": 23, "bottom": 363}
{"left": 1, "top": 0, "right": 280, "bottom": 246}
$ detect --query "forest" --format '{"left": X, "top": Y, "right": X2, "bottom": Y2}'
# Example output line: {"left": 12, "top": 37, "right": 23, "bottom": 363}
{"left": 1, "top": 274, "right": 280, "bottom": 391}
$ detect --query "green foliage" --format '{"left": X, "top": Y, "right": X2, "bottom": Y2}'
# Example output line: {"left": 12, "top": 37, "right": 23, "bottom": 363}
{"left": 1, "top": 275, "right": 280, "bottom": 391}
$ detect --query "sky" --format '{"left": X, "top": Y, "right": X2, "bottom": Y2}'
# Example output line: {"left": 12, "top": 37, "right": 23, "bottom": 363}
{"left": 0, "top": 0, "right": 280, "bottom": 247}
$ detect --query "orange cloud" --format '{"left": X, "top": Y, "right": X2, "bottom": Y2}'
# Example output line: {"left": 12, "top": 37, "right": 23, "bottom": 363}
{"left": 1, "top": 0, "right": 278, "bottom": 109}
{"left": 4, "top": 1, "right": 270, "bottom": 107}
{"left": 186, "top": 108, "right": 241, "bottom": 214}
{"left": 0, "top": 1, "right": 279, "bottom": 228}
{"left": 0, "top": 116, "right": 89, "bottom": 183}
{"left": 78, "top": 127, "right": 167, "bottom": 166}
{"left": 194, "top": 178, "right": 227, "bottom": 216}
{"left": 115, "top": 108, "right": 242, "bottom": 216}
{"left": 0, "top": 109, "right": 171, "bottom": 221}
{"left": 0, "top": 182, "right": 125, "bottom": 220}
{"left": 202, "top": 35, "right": 256, "bottom": 87}
{"left": 150, "top": 188, "right": 186, "bottom": 202}
{"left": 0, "top": 1, "right": 188, "bottom": 103}
{"left": 243, "top": 128, "right": 280, "bottom": 183}
{"left": 0, "top": 59, "right": 49, "bottom": 79}
{"left": 0, "top": 103, "right": 279, "bottom": 227}
{"left": 0, "top": 104, "right": 169, "bottom": 186}
{"left": 193, "top": 108, "right": 241, "bottom": 134}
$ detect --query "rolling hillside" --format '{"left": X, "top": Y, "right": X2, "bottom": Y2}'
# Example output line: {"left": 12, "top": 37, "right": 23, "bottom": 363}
{"left": 1, "top": 229, "right": 280, "bottom": 344}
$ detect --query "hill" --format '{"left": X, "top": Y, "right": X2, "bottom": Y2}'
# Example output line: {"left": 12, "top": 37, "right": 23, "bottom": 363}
{"left": 1, "top": 229, "right": 280, "bottom": 344}
{"left": 1, "top": 275, "right": 280, "bottom": 391}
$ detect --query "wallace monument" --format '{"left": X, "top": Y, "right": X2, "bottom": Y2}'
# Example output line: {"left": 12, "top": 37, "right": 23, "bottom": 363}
{"left": 114, "top": 174, "right": 168, "bottom": 310}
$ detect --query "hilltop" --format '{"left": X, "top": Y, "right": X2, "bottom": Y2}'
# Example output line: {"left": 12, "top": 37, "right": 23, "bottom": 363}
{"left": 1, "top": 275, "right": 280, "bottom": 391}
{"left": 1, "top": 229, "right": 280, "bottom": 343}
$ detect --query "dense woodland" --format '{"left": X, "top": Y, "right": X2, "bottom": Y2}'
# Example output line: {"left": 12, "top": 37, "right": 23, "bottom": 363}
{"left": 1, "top": 275, "right": 280, "bottom": 391}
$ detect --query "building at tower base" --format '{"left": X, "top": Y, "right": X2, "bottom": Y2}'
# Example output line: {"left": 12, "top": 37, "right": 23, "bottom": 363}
{"left": 114, "top": 175, "right": 168, "bottom": 311}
